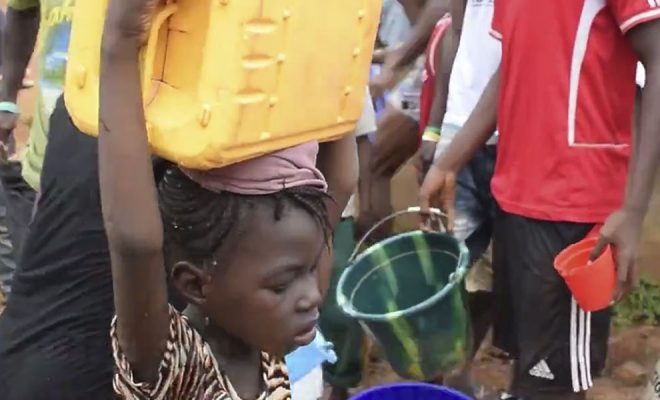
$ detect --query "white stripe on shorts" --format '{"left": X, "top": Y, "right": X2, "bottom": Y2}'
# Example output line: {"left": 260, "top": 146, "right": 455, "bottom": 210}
{"left": 570, "top": 298, "right": 593, "bottom": 392}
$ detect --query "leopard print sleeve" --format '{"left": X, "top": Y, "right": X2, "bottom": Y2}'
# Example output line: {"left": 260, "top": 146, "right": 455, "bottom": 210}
{"left": 111, "top": 305, "right": 231, "bottom": 400}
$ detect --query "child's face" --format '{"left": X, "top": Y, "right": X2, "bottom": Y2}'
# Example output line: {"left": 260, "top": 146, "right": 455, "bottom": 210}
{"left": 203, "top": 204, "right": 329, "bottom": 356}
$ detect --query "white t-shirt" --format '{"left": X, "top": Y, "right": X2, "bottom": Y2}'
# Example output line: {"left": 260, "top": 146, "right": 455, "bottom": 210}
{"left": 379, "top": 0, "right": 411, "bottom": 47}
{"left": 443, "top": 0, "right": 501, "bottom": 135}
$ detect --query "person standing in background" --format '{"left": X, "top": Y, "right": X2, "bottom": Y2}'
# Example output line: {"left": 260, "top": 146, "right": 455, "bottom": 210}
{"left": 321, "top": 89, "right": 377, "bottom": 400}
{"left": 0, "top": 0, "right": 73, "bottom": 298}
{"left": 415, "top": 0, "right": 501, "bottom": 395}
{"left": 0, "top": 0, "right": 33, "bottom": 85}
{"left": 0, "top": 3, "right": 11, "bottom": 302}
{"left": 421, "top": 1, "right": 660, "bottom": 398}
{"left": 357, "top": 0, "right": 411, "bottom": 242}
{"left": 361, "top": 0, "right": 448, "bottom": 242}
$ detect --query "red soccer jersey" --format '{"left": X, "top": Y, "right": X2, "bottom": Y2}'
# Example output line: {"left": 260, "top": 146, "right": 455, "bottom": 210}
{"left": 419, "top": 16, "right": 452, "bottom": 135}
{"left": 489, "top": 0, "right": 660, "bottom": 223}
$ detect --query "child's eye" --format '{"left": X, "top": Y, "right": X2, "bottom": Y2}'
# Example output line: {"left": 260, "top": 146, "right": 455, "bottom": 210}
{"left": 267, "top": 272, "right": 297, "bottom": 294}
{"left": 270, "top": 284, "right": 290, "bottom": 294}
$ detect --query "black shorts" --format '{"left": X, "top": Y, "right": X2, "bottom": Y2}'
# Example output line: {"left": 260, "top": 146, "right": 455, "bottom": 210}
{"left": 492, "top": 210, "right": 611, "bottom": 396}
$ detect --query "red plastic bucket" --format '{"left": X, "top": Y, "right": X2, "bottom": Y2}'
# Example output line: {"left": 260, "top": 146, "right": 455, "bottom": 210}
{"left": 554, "top": 236, "right": 615, "bottom": 312}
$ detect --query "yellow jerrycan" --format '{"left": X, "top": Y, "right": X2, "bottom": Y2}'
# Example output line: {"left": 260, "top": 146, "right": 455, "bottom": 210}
{"left": 65, "top": 0, "right": 382, "bottom": 169}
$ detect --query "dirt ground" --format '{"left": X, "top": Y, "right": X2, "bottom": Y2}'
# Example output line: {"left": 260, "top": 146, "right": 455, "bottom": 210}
{"left": 357, "top": 161, "right": 660, "bottom": 400}
{"left": 355, "top": 326, "right": 660, "bottom": 399}
{"left": 7, "top": 66, "right": 660, "bottom": 400}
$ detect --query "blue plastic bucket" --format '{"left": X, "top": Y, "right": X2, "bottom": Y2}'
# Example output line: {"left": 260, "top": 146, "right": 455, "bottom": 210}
{"left": 350, "top": 383, "right": 472, "bottom": 400}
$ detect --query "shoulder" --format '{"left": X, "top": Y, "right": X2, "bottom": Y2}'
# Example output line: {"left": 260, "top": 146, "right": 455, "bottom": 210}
{"left": 112, "top": 306, "right": 227, "bottom": 398}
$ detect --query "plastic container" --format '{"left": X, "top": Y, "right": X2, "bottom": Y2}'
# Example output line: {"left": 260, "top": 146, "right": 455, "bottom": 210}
{"left": 350, "top": 383, "right": 471, "bottom": 400}
{"left": 64, "top": 0, "right": 382, "bottom": 169}
{"left": 554, "top": 236, "right": 616, "bottom": 312}
{"left": 337, "top": 207, "right": 471, "bottom": 381}
{"left": 284, "top": 331, "right": 336, "bottom": 383}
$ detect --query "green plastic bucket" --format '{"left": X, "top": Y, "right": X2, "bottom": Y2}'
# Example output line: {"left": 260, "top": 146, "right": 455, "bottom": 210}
{"left": 336, "top": 207, "right": 471, "bottom": 381}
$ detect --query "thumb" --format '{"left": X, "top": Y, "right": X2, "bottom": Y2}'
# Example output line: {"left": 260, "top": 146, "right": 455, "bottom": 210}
{"left": 419, "top": 186, "right": 433, "bottom": 230}
{"left": 370, "top": 84, "right": 383, "bottom": 99}
{"left": 440, "top": 173, "right": 456, "bottom": 233}
{"left": 590, "top": 234, "right": 609, "bottom": 262}
{"left": 419, "top": 186, "right": 431, "bottom": 212}
{"left": 441, "top": 194, "right": 456, "bottom": 233}
{"left": 443, "top": 202, "right": 455, "bottom": 233}
{"left": 418, "top": 172, "right": 435, "bottom": 212}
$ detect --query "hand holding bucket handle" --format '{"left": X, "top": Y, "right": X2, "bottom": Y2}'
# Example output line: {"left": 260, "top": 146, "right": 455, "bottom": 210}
{"left": 349, "top": 207, "right": 448, "bottom": 263}
{"left": 340, "top": 206, "right": 471, "bottom": 323}
{"left": 418, "top": 167, "right": 457, "bottom": 233}
{"left": 589, "top": 209, "right": 643, "bottom": 302}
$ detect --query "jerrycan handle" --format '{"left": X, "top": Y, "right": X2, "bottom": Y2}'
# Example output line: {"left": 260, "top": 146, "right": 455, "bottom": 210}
{"left": 348, "top": 206, "right": 447, "bottom": 263}
{"left": 141, "top": 3, "right": 178, "bottom": 103}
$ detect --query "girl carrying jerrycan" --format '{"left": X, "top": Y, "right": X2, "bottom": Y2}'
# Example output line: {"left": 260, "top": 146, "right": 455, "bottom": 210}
{"left": 94, "top": 0, "right": 380, "bottom": 400}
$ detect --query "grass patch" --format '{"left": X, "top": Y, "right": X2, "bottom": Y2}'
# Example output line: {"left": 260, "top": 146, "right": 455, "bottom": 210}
{"left": 613, "top": 278, "right": 660, "bottom": 327}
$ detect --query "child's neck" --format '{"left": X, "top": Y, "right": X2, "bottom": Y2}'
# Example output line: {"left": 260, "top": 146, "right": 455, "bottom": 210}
{"left": 183, "top": 304, "right": 257, "bottom": 360}
{"left": 184, "top": 304, "right": 264, "bottom": 398}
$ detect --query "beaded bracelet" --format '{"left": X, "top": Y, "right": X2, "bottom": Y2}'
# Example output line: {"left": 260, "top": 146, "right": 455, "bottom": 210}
{"left": 422, "top": 126, "right": 442, "bottom": 142}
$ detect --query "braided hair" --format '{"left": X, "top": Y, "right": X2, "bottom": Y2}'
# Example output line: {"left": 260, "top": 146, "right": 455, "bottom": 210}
{"left": 157, "top": 163, "right": 332, "bottom": 268}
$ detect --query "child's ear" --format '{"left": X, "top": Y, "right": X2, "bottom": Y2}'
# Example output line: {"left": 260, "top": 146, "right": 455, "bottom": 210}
{"left": 171, "top": 261, "right": 211, "bottom": 306}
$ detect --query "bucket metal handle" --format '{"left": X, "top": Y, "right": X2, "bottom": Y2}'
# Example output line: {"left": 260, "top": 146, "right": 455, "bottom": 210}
{"left": 348, "top": 206, "right": 447, "bottom": 263}
{"left": 337, "top": 207, "right": 471, "bottom": 322}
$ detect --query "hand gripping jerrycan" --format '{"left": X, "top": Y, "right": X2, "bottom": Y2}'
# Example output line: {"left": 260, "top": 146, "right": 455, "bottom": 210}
{"left": 64, "top": 0, "right": 382, "bottom": 169}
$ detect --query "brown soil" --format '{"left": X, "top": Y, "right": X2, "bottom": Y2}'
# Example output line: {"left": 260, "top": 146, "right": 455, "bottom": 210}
{"left": 342, "top": 326, "right": 659, "bottom": 399}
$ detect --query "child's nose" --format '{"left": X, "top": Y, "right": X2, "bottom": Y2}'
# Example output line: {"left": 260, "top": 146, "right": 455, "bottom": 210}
{"left": 296, "top": 274, "right": 323, "bottom": 312}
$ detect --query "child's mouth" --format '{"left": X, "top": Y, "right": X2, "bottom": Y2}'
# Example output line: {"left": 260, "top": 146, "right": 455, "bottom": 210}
{"left": 292, "top": 322, "right": 318, "bottom": 346}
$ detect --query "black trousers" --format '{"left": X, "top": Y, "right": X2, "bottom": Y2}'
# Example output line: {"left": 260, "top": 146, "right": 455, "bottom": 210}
{"left": 0, "top": 162, "right": 37, "bottom": 294}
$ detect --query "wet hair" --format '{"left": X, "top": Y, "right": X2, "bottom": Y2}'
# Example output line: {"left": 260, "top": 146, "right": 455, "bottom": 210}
{"left": 156, "top": 163, "right": 332, "bottom": 268}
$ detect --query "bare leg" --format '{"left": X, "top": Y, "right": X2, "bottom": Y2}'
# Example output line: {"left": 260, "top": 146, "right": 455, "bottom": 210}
{"left": 359, "top": 105, "right": 418, "bottom": 242}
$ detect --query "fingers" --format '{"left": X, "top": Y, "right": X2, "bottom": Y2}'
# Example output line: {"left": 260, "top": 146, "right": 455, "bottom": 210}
{"left": 418, "top": 179, "right": 442, "bottom": 232}
{"left": 418, "top": 187, "right": 433, "bottom": 231}
{"left": 419, "top": 166, "right": 457, "bottom": 232}
{"left": 589, "top": 234, "right": 608, "bottom": 262}
{"left": 418, "top": 167, "right": 437, "bottom": 211}
{"left": 369, "top": 80, "right": 385, "bottom": 99}
{"left": 439, "top": 200, "right": 455, "bottom": 233}
{"left": 439, "top": 173, "right": 456, "bottom": 233}
{"left": 621, "top": 253, "right": 640, "bottom": 301}
{"left": 613, "top": 248, "right": 636, "bottom": 302}
{"left": 630, "top": 262, "right": 641, "bottom": 290}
